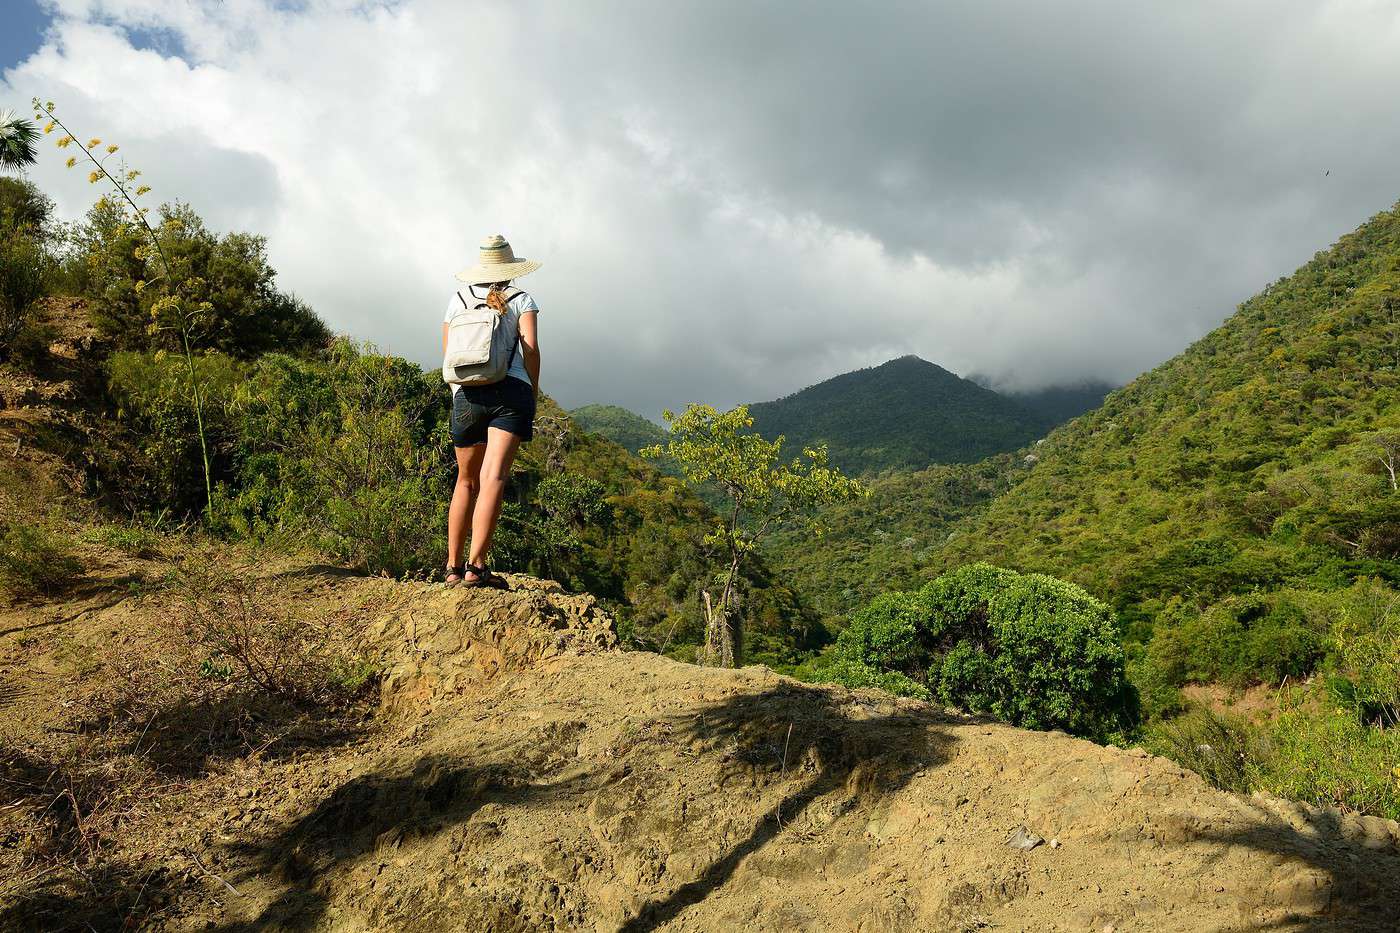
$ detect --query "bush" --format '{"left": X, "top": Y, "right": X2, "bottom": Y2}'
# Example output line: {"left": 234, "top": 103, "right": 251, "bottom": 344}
{"left": 162, "top": 558, "right": 377, "bottom": 708}
{"left": 0, "top": 229, "right": 47, "bottom": 359}
{"left": 1142, "top": 592, "right": 1327, "bottom": 690}
{"left": 0, "top": 517, "right": 81, "bottom": 599}
{"left": 105, "top": 350, "right": 246, "bottom": 516}
{"left": 1256, "top": 703, "right": 1400, "bottom": 821}
{"left": 222, "top": 343, "right": 450, "bottom": 575}
{"left": 822, "top": 562, "right": 1134, "bottom": 740}
{"left": 1144, "top": 705, "right": 1263, "bottom": 795}
{"left": 70, "top": 199, "right": 329, "bottom": 357}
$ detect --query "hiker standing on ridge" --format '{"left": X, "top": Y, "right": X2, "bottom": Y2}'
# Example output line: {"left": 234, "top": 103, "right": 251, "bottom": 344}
{"left": 441, "top": 234, "right": 542, "bottom": 587}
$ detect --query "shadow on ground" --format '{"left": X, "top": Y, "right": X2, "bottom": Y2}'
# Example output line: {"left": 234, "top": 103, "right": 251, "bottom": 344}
{"left": 1192, "top": 806, "right": 1400, "bottom": 931}
{"left": 202, "top": 680, "right": 957, "bottom": 931}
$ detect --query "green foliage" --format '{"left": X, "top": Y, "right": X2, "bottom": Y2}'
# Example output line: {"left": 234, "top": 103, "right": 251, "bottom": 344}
{"left": 1257, "top": 702, "right": 1400, "bottom": 820}
{"left": 1143, "top": 705, "right": 1262, "bottom": 795}
{"left": 0, "top": 517, "right": 81, "bottom": 599}
{"left": 105, "top": 349, "right": 246, "bottom": 516}
{"left": 765, "top": 453, "right": 1018, "bottom": 619}
{"left": 822, "top": 656, "right": 931, "bottom": 700}
{"left": 0, "top": 177, "right": 54, "bottom": 236}
{"left": 221, "top": 342, "right": 447, "bottom": 576}
{"left": 822, "top": 563, "right": 1133, "bottom": 740}
{"left": 747, "top": 355, "right": 1050, "bottom": 475}
{"left": 78, "top": 523, "right": 164, "bottom": 559}
{"left": 1143, "top": 593, "right": 1326, "bottom": 689}
{"left": 67, "top": 199, "right": 328, "bottom": 357}
{"left": 1148, "top": 694, "right": 1400, "bottom": 821}
{"left": 0, "top": 225, "right": 47, "bottom": 359}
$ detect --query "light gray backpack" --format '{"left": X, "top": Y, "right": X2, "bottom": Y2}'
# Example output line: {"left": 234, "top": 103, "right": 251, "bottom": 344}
{"left": 442, "top": 286, "right": 524, "bottom": 386}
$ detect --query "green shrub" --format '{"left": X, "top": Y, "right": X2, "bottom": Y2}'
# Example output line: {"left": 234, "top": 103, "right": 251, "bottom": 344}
{"left": 70, "top": 199, "right": 328, "bottom": 357}
{"left": 1256, "top": 704, "right": 1400, "bottom": 821}
{"left": 80, "top": 523, "right": 164, "bottom": 559}
{"left": 0, "top": 518, "right": 81, "bottom": 598}
{"left": 0, "top": 229, "right": 46, "bottom": 359}
{"left": 222, "top": 343, "right": 450, "bottom": 576}
{"left": 821, "top": 562, "right": 1134, "bottom": 740}
{"left": 104, "top": 349, "right": 246, "bottom": 516}
{"left": 822, "top": 656, "right": 930, "bottom": 700}
{"left": 1144, "top": 705, "right": 1263, "bottom": 795}
{"left": 1330, "top": 579, "right": 1400, "bottom": 727}
{"left": 834, "top": 590, "right": 933, "bottom": 672}
{"left": 1142, "top": 592, "right": 1327, "bottom": 691}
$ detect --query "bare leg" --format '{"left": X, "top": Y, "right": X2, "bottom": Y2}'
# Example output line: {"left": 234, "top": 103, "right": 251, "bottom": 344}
{"left": 467, "top": 427, "right": 523, "bottom": 577}
{"left": 447, "top": 443, "right": 485, "bottom": 569}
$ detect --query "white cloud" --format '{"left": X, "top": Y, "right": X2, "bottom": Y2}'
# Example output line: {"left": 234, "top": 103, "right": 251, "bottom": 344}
{"left": 5, "top": 0, "right": 1400, "bottom": 416}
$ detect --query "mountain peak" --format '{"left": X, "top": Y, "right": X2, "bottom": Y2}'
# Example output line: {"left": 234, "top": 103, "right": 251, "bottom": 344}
{"left": 746, "top": 357, "right": 1047, "bottom": 474}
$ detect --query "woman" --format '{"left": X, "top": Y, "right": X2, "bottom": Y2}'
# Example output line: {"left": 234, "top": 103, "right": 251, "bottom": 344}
{"left": 442, "top": 234, "right": 541, "bottom": 587}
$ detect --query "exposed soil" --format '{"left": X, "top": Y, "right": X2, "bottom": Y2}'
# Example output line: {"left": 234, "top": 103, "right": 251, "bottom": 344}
{"left": 1, "top": 557, "right": 1398, "bottom": 932}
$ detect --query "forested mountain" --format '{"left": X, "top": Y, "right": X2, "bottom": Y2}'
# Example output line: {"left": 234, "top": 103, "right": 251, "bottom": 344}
{"left": 940, "top": 202, "right": 1400, "bottom": 632}
{"left": 746, "top": 355, "right": 1047, "bottom": 474}
{"left": 569, "top": 403, "right": 666, "bottom": 453}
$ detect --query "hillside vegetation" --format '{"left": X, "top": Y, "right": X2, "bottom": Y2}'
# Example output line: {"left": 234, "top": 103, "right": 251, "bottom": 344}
{"left": 569, "top": 403, "right": 666, "bottom": 453}
{"left": 943, "top": 201, "right": 1400, "bottom": 638}
{"left": 746, "top": 355, "right": 1048, "bottom": 474}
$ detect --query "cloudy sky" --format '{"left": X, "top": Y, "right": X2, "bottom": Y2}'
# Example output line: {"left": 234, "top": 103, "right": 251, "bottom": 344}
{"left": 3, "top": 1, "right": 1399, "bottom": 416}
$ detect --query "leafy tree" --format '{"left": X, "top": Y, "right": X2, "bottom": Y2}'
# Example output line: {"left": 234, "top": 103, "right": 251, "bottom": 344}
{"left": 643, "top": 404, "right": 862, "bottom": 666}
{"left": 0, "top": 177, "right": 53, "bottom": 235}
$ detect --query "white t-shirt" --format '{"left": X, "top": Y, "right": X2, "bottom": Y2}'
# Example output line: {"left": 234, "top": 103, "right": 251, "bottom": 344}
{"left": 443, "top": 287, "right": 539, "bottom": 391}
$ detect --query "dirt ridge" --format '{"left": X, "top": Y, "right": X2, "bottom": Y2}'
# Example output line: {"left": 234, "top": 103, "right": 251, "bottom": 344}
{"left": 3, "top": 565, "right": 1400, "bottom": 931}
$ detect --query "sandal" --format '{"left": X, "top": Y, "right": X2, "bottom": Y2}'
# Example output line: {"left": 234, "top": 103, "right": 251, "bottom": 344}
{"left": 444, "top": 564, "right": 466, "bottom": 587}
{"left": 464, "top": 563, "right": 509, "bottom": 590}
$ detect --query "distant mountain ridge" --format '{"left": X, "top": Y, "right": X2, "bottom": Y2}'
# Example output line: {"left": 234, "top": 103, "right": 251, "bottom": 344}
{"left": 745, "top": 355, "right": 1048, "bottom": 474}
{"left": 568, "top": 404, "right": 667, "bottom": 454}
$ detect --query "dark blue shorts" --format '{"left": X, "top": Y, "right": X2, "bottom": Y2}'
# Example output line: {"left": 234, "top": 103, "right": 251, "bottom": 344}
{"left": 450, "top": 376, "right": 536, "bottom": 447}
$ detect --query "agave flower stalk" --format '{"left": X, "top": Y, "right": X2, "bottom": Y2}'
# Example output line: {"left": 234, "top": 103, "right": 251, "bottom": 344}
{"left": 32, "top": 98, "right": 215, "bottom": 521}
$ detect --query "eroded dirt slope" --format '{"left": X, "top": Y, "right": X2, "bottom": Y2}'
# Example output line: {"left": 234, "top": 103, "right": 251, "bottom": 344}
{"left": 4, "top": 562, "right": 1399, "bottom": 932}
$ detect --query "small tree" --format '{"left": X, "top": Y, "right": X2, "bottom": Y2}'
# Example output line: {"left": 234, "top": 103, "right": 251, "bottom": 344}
{"left": 642, "top": 404, "right": 861, "bottom": 667}
{"left": 1373, "top": 432, "right": 1400, "bottom": 492}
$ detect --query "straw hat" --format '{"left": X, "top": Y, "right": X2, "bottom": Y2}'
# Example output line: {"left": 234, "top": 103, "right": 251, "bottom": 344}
{"left": 455, "top": 234, "right": 541, "bottom": 285}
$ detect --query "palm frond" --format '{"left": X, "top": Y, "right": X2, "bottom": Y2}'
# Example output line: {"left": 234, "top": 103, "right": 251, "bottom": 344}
{"left": 0, "top": 110, "right": 41, "bottom": 171}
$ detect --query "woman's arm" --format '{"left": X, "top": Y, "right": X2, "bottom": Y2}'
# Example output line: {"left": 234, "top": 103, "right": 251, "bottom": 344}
{"left": 518, "top": 310, "right": 541, "bottom": 398}
{"left": 442, "top": 321, "right": 449, "bottom": 354}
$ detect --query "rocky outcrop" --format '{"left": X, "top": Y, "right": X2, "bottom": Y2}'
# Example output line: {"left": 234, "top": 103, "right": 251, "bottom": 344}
{"left": 365, "top": 576, "right": 618, "bottom": 717}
